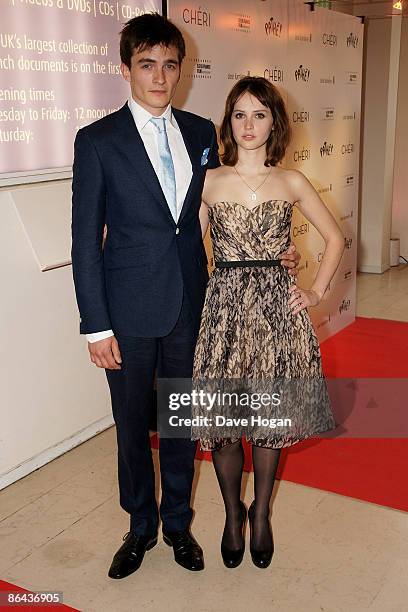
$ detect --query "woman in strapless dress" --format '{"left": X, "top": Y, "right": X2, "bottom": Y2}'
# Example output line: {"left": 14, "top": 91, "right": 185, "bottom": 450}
{"left": 192, "top": 76, "right": 344, "bottom": 569}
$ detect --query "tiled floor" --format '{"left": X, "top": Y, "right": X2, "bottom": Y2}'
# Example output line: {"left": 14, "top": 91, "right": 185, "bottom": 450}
{"left": 1, "top": 267, "right": 407, "bottom": 612}
{"left": 356, "top": 265, "right": 408, "bottom": 321}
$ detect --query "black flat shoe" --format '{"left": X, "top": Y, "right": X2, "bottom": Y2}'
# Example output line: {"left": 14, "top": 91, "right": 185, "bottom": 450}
{"left": 221, "top": 501, "right": 247, "bottom": 568}
{"left": 163, "top": 529, "right": 204, "bottom": 571}
{"left": 108, "top": 532, "right": 158, "bottom": 579}
{"left": 248, "top": 501, "right": 274, "bottom": 569}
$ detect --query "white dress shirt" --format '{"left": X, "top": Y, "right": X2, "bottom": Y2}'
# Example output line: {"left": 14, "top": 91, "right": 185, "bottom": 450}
{"left": 86, "top": 98, "right": 192, "bottom": 343}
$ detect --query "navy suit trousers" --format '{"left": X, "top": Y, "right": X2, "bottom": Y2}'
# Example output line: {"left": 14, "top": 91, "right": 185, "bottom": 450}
{"left": 106, "top": 291, "right": 199, "bottom": 536}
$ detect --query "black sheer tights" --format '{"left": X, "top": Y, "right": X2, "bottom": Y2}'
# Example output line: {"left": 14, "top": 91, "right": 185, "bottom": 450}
{"left": 212, "top": 441, "right": 281, "bottom": 550}
{"left": 251, "top": 445, "right": 281, "bottom": 550}
{"left": 212, "top": 440, "right": 244, "bottom": 550}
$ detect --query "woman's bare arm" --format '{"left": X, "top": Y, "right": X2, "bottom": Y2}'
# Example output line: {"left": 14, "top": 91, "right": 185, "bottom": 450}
{"left": 199, "top": 200, "right": 210, "bottom": 239}
{"left": 288, "top": 170, "right": 345, "bottom": 313}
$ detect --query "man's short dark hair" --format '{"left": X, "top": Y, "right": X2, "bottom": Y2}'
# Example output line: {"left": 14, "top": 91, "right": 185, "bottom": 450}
{"left": 120, "top": 13, "right": 186, "bottom": 68}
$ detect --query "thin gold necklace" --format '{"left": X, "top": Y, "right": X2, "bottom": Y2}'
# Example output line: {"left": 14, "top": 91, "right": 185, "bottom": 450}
{"left": 233, "top": 166, "right": 272, "bottom": 201}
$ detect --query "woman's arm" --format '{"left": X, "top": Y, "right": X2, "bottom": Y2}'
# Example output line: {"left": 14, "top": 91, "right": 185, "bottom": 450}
{"left": 287, "top": 170, "right": 345, "bottom": 314}
{"left": 200, "top": 168, "right": 216, "bottom": 239}
{"left": 199, "top": 200, "right": 210, "bottom": 239}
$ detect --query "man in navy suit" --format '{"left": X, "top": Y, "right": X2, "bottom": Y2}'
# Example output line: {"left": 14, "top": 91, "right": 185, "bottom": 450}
{"left": 72, "top": 13, "right": 299, "bottom": 578}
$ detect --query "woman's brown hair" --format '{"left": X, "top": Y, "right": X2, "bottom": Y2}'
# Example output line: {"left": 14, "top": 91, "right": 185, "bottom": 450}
{"left": 220, "top": 76, "right": 291, "bottom": 167}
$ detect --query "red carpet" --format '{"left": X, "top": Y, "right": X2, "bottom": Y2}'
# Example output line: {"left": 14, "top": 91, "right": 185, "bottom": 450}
{"left": 320, "top": 316, "right": 408, "bottom": 378}
{"left": 276, "top": 316, "right": 408, "bottom": 511}
{"left": 0, "top": 580, "right": 79, "bottom": 610}
{"left": 153, "top": 316, "right": 408, "bottom": 511}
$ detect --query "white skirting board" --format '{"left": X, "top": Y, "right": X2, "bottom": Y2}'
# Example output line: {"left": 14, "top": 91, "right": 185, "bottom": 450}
{"left": 358, "top": 264, "right": 390, "bottom": 274}
{"left": 0, "top": 415, "right": 114, "bottom": 491}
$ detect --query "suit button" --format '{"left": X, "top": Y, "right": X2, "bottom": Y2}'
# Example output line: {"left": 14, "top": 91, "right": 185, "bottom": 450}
{"left": 175, "top": 227, "right": 180, "bottom": 235}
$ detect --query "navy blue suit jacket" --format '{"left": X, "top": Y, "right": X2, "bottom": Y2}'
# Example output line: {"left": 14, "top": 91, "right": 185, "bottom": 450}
{"left": 71, "top": 102, "right": 220, "bottom": 337}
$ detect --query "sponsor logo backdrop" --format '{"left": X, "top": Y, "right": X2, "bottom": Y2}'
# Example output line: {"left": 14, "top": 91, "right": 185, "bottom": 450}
{"left": 169, "top": 0, "right": 363, "bottom": 341}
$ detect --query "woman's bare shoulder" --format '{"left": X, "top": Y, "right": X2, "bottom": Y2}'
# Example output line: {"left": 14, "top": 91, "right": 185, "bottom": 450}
{"left": 274, "top": 167, "right": 311, "bottom": 195}
{"left": 272, "top": 166, "right": 304, "bottom": 181}
{"left": 205, "top": 165, "right": 232, "bottom": 185}
{"left": 203, "top": 165, "right": 234, "bottom": 203}
{"left": 267, "top": 167, "right": 310, "bottom": 205}
{"left": 206, "top": 165, "right": 231, "bottom": 176}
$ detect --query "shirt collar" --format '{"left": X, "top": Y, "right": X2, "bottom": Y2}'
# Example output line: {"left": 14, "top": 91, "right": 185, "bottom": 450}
{"left": 128, "top": 97, "right": 179, "bottom": 132}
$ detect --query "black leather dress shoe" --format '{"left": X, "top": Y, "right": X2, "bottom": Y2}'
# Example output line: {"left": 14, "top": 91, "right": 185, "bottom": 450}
{"left": 248, "top": 501, "right": 274, "bottom": 569}
{"left": 108, "top": 532, "right": 158, "bottom": 579}
{"left": 221, "top": 501, "right": 247, "bottom": 569}
{"left": 163, "top": 530, "right": 204, "bottom": 571}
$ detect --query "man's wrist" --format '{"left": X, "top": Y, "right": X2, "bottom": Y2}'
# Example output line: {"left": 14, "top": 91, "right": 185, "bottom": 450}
{"left": 86, "top": 330, "right": 114, "bottom": 343}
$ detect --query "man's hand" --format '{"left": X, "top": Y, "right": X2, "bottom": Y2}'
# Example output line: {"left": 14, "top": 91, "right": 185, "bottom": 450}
{"left": 279, "top": 243, "right": 301, "bottom": 276}
{"left": 88, "top": 336, "right": 122, "bottom": 370}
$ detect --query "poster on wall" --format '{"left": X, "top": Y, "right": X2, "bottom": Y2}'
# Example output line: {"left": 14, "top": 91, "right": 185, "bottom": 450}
{"left": 286, "top": 3, "right": 363, "bottom": 338}
{"left": 171, "top": 0, "right": 288, "bottom": 127}
{"left": 168, "top": 0, "right": 363, "bottom": 339}
{"left": 0, "top": 0, "right": 161, "bottom": 183}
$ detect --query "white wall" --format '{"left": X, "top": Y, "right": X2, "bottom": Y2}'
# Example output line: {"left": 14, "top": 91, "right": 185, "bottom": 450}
{"left": 0, "top": 182, "right": 112, "bottom": 490}
{"left": 391, "top": 17, "right": 408, "bottom": 260}
{"left": 358, "top": 16, "right": 401, "bottom": 273}
{"left": 335, "top": 3, "right": 406, "bottom": 272}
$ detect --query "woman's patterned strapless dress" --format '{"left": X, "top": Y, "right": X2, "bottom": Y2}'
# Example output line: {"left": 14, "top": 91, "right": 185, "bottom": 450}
{"left": 192, "top": 200, "right": 337, "bottom": 451}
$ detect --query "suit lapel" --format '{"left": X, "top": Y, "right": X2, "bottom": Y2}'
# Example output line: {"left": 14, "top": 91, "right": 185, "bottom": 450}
{"left": 172, "top": 108, "right": 203, "bottom": 223}
{"left": 112, "top": 104, "right": 174, "bottom": 223}
{"left": 112, "top": 104, "right": 204, "bottom": 225}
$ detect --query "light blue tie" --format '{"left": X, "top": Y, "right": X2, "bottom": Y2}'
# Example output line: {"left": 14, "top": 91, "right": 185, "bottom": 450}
{"left": 150, "top": 117, "right": 177, "bottom": 221}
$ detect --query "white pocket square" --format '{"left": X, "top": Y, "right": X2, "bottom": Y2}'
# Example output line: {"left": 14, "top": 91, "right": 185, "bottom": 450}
{"left": 200, "top": 147, "right": 210, "bottom": 165}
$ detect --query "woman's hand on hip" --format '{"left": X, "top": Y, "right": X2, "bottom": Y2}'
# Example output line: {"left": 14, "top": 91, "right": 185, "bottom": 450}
{"left": 288, "top": 284, "right": 320, "bottom": 314}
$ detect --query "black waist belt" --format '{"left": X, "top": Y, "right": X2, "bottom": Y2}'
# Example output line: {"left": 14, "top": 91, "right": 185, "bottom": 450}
{"left": 215, "top": 259, "right": 281, "bottom": 268}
